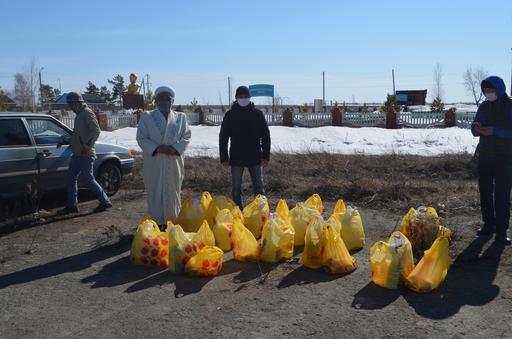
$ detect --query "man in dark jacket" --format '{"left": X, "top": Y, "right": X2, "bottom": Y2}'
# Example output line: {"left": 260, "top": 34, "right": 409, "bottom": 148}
{"left": 219, "top": 86, "right": 271, "bottom": 208}
{"left": 58, "top": 92, "right": 112, "bottom": 214}
{"left": 471, "top": 75, "right": 512, "bottom": 245}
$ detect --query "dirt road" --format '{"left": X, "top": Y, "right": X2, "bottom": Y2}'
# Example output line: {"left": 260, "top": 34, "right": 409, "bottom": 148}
{"left": 1, "top": 189, "right": 510, "bottom": 338}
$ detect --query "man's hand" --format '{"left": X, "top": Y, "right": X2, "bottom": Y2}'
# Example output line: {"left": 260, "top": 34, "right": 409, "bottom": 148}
{"left": 81, "top": 146, "right": 93, "bottom": 156}
{"left": 475, "top": 124, "right": 493, "bottom": 137}
{"left": 261, "top": 159, "right": 269, "bottom": 167}
{"left": 156, "top": 145, "right": 179, "bottom": 156}
{"left": 221, "top": 161, "right": 229, "bottom": 168}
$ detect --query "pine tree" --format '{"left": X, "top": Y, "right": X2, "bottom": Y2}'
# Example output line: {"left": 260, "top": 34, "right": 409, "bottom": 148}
{"left": 107, "top": 74, "right": 126, "bottom": 106}
{"left": 85, "top": 81, "right": 100, "bottom": 95}
{"left": 381, "top": 94, "right": 400, "bottom": 113}
{"left": 430, "top": 96, "right": 445, "bottom": 112}
{"left": 99, "top": 86, "right": 113, "bottom": 104}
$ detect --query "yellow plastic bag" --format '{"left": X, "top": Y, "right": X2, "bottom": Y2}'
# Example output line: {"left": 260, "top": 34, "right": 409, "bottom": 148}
{"left": 405, "top": 236, "right": 451, "bottom": 293}
{"left": 289, "top": 203, "right": 321, "bottom": 246}
{"left": 232, "top": 221, "right": 260, "bottom": 262}
{"left": 438, "top": 226, "right": 452, "bottom": 240}
{"left": 276, "top": 199, "right": 290, "bottom": 220}
{"left": 325, "top": 214, "right": 342, "bottom": 234}
{"left": 191, "top": 220, "right": 215, "bottom": 247}
{"left": 184, "top": 246, "right": 224, "bottom": 277}
{"left": 231, "top": 206, "right": 244, "bottom": 223}
{"left": 168, "top": 224, "right": 197, "bottom": 273}
{"left": 304, "top": 193, "right": 323, "bottom": 214}
{"left": 176, "top": 192, "right": 212, "bottom": 232}
{"left": 242, "top": 194, "right": 270, "bottom": 239}
{"left": 301, "top": 214, "right": 324, "bottom": 269}
{"left": 320, "top": 222, "right": 357, "bottom": 274}
{"left": 205, "top": 195, "right": 237, "bottom": 227}
{"left": 333, "top": 199, "right": 346, "bottom": 214}
{"left": 339, "top": 206, "right": 365, "bottom": 251}
{"left": 213, "top": 209, "right": 235, "bottom": 252}
{"left": 260, "top": 214, "right": 295, "bottom": 263}
{"left": 130, "top": 218, "right": 169, "bottom": 268}
{"left": 370, "top": 231, "right": 414, "bottom": 289}
{"left": 401, "top": 206, "right": 442, "bottom": 251}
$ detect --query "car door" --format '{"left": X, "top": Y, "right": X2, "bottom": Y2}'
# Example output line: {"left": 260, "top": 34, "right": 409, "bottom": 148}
{"left": 0, "top": 117, "right": 39, "bottom": 199}
{"left": 25, "top": 117, "right": 73, "bottom": 192}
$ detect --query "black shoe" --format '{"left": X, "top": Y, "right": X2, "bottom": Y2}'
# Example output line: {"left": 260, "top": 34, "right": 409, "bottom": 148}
{"left": 477, "top": 227, "right": 495, "bottom": 236}
{"left": 495, "top": 235, "right": 511, "bottom": 246}
{"left": 58, "top": 205, "right": 78, "bottom": 215}
{"left": 94, "top": 203, "right": 112, "bottom": 213}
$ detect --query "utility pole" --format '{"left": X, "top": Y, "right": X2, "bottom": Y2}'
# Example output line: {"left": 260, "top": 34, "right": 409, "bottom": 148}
{"left": 392, "top": 69, "right": 396, "bottom": 95}
{"left": 146, "top": 74, "right": 150, "bottom": 93}
{"left": 322, "top": 71, "right": 326, "bottom": 112}
{"left": 510, "top": 48, "right": 512, "bottom": 96}
{"left": 58, "top": 78, "right": 61, "bottom": 92}
{"left": 39, "top": 69, "right": 44, "bottom": 111}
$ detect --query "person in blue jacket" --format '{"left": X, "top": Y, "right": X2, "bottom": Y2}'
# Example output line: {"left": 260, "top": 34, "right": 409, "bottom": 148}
{"left": 471, "top": 75, "right": 512, "bottom": 245}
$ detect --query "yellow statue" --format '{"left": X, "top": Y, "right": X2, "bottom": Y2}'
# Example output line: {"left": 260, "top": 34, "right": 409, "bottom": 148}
{"left": 127, "top": 73, "right": 141, "bottom": 94}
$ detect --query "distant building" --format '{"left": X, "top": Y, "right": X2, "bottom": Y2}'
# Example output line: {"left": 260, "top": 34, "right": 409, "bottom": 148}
{"left": 52, "top": 93, "right": 112, "bottom": 111}
{"left": 395, "top": 90, "right": 427, "bottom": 106}
{"left": 0, "top": 94, "right": 18, "bottom": 111}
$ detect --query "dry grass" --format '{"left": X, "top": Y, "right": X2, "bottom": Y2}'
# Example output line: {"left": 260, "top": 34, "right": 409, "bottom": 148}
{"left": 128, "top": 152, "right": 479, "bottom": 214}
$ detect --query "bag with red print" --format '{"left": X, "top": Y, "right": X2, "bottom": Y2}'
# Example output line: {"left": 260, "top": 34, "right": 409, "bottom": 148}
{"left": 184, "top": 246, "right": 224, "bottom": 277}
{"left": 130, "top": 217, "right": 169, "bottom": 268}
{"left": 168, "top": 221, "right": 215, "bottom": 273}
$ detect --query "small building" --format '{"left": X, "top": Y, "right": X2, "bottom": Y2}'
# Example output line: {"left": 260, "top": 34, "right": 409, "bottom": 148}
{"left": 395, "top": 90, "right": 427, "bottom": 106}
{"left": 52, "top": 93, "right": 112, "bottom": 111}
{"left": 0, "top": 94, "right": 18, "bottom": 111}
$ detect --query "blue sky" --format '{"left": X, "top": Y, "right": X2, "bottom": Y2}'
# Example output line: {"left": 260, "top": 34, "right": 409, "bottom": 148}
{"left": 1, "top": 0, "right": 511, "bottom": 105}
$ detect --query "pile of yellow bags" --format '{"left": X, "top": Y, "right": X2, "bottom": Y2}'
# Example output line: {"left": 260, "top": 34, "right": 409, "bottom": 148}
{"left": 371, "top": 206, "right": 452, "bottom": 292}
{"left": 132, "top": 192, "right": 366, "bottom": 279}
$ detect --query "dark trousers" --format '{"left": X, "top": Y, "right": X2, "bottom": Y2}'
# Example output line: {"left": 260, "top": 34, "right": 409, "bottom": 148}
{"left": 231, "top": 165, "right": 265, "bottom": 209}
{"left": 478, "top": 156, "right": 512, "bottom": 236}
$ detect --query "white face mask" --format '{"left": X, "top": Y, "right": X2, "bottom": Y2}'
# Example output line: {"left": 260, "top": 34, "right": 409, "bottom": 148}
{"left": 485, "top": 92, "right": 497, "bottom": 102}
{"left": 237, "top": 98, "right": 250, "bottom": 107}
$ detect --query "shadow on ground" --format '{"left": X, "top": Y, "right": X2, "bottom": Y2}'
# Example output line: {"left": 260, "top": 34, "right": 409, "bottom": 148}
{"left": 352, "top": 236, "right": 505, "bottom": 319}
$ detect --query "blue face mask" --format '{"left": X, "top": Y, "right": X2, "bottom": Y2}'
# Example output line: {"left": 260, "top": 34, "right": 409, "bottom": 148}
{"left": 237, "top": 98, "right": 250, "bottom": 107}
{"left": 484, "top": 92, "right": 497, "bottom": 102}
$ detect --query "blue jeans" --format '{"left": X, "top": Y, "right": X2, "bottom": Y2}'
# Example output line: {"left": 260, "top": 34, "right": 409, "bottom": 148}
{"left": 478, "top": 156, "right": 512, "bottom": 236}
{"left": 66, "top": 155, "right": 111, "bottom": 207}
{"left": 231, "top": 165, "right": 265, "bottom": 209}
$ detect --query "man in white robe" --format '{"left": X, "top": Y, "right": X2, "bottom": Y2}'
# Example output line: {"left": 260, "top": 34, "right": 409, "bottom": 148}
{"left": 136, "top": 86, "right": 191, "bottom": 227}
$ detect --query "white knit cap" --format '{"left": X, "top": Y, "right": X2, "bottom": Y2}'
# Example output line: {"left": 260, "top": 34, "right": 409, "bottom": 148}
{"left": 154, "top": 86, "right": 175, "bottom": 98}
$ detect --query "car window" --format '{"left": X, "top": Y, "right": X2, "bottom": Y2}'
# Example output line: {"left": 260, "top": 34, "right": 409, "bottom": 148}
{"left": 26, "top": 118, "right": 71, "bottom": 145}
{"left": 0, "top": 119, "right": 32, "bottom": 147}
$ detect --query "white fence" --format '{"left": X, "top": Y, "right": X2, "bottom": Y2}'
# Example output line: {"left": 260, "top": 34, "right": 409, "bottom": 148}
{"left": 343, "top": 111, "right": 386, "bottom": 127}
{"left": 56, "top": 110, "right": 477, "bottom": 130}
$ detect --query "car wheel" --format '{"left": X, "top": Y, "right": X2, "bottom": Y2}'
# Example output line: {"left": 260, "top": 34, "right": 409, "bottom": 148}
{"left": 98, "top": 162, "right": 121, "bottom": 196}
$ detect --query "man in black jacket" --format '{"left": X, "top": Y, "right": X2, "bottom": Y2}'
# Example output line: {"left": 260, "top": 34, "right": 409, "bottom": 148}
{"left": 219, "top": 86, "right": 271, "bottom": 208}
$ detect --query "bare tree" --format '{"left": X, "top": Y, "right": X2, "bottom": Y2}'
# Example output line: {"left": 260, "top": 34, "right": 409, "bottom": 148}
{"left": 14, "top": 73, "right": 32, "bottom": 111}
{"left": 13, "top": 59, "right": 39, "bottom": 111}
{"left": 464, "top": 67, "right": 488, "bottom": 106}
{"left": 432, "top": 62, "right": 444, "bottom": 101}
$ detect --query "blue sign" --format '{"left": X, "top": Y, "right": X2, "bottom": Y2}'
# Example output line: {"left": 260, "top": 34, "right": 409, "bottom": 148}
{"left": 249, "top": 84, "right": 274, "bottom": 97}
